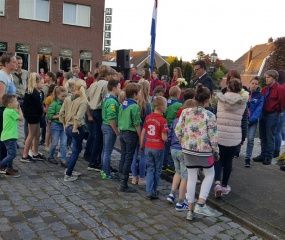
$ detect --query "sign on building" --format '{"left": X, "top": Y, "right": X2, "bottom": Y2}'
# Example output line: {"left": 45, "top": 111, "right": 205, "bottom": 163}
{"left": 103, "top": 8, "right": 112, "bottom": 54}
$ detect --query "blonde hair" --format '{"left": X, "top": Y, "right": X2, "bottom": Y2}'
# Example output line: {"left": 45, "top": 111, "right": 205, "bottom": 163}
{"left": 73, "top": 79, "right": 89, "bottom": 105}
{"left": 138, "top": 81, "right": 150, "bottom": 117}
{"left": 27, "top": 72, "right": 41, "bottom": 94}
{"left": 183, "top": 99, "right": 196, "bottom": 109}
{"left": 169, "top": 86, "right": 181, "bottom": 97}
{"left": 51, "top": 86, "right": 67, "bottom": 102}
{"left": 64, "top": 79, "right": 76, "bottom": 92}
{"left": 153, "top": 96, "right": 167, "bottom": 109}
{"left": 118, "top": 80, "right": 131, "bottom": 104}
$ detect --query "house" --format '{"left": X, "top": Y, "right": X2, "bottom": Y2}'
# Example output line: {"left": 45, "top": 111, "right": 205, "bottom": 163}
{"left": 102, "top": 48, "right": 170, "bottom": 75}
{"left": 0, "top": 0, "right": 104, "bottom": 74}
{"left": 221, "top": 38, "right": 274, "bottom": 88}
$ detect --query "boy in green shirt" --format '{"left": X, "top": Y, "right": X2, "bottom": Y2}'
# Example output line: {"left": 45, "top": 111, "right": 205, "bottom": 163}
{"left": 101, "top": 79, "right": 120, "bottom": 179}
{"left": 118, "top": 83, "right": 142, "bottom": 192}
{"left": 0, "top": 94, "right": 23, "bottom": 177}
{"left": 164, "top": 86, "right": 182, "bottom": 170}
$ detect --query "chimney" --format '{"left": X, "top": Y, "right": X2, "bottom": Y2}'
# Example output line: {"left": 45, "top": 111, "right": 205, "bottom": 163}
{"left": 246, "top": 46, "right": 252, "bottom": 69}
{"left": 268, "top": 37, "right": 273, "bottom": 43}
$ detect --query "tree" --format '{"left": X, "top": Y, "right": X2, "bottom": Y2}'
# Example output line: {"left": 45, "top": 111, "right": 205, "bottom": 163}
{"left": 158, "top": 63, "right": 169, "bottom": 76}
{"left": 196, "top": 51, "right": 206, "bottom": 60}
{"left": 182, "top": 62, "right": 193, "bottom": 84}
{"left": 212, "top": 69, "right": 225, "bottom": 90}
{"left": 268, "top": 37, "right": 285, "bottom": 70}
{"left": 165, "top": 56, "right": 178, "bottom": 64}
{"left": 143, "top": 61, "right": 150, "bottom": 69}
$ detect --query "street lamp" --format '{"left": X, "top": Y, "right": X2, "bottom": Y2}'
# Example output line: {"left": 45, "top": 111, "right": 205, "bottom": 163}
{"left": 209, "top": 50, "right": 218, "bottom": 75}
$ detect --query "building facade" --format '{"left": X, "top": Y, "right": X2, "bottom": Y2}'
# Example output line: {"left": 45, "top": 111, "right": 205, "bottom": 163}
{"left": 0, "top": 0, "right": 105, "bottom": 74}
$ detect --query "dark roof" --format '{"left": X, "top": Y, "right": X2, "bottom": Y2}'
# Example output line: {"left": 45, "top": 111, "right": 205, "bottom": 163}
{"left": 220, "top": 59, "right": 234, "bottom": 71}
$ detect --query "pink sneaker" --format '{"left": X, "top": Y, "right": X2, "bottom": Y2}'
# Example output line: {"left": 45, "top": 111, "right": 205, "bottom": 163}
{"left": 222, "top": 185, "right": 231, "bottom": 195}
{"left": 214, "top": 184, "right": 222, "bottom": 198}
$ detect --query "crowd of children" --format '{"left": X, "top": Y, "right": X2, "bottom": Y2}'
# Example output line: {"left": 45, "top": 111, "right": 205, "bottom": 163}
{"left": 2, "top": 54, "right": 285, "bottom": 222}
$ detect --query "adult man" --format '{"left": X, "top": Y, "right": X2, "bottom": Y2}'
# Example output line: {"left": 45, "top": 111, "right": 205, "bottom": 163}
{"left": 0, "top": 53, "right": 17, "bottom": 161}
{"left": 253, "top": 70, "right": 284, "bottom": 165}
{"left": 131, "top": 67, "right": 140, "bottom": 81}
{"left": 118, "top": 71, "right": 125, "bottom": 89}
{"left": 65, "top": 64, "right": 79, "bottom": 80}
{"left": 193, "top": 60, "right": 213, "bottom": 94}
{"left": 149, "top": 69, "right": 163, "bottom": 96}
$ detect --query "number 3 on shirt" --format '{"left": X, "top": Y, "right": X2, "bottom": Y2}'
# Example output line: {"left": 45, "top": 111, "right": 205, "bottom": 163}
{"left": 147, "top": 125, "right": 156, "bottom": 136}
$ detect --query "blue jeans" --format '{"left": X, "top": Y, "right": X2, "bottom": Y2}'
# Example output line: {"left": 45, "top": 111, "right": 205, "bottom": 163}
{"left": 65, "top": 126, "right": 84, "bottom": 176}
{"left": 171, "top": 148, "right": 187, "bottom": 179}
{"left": 245, "top": 122, "right": 258, "bottom": 160}
{"left": 259, "top": 112, "right": 280, "bottom": 159}
{"left": 49, "top": 122, "right": 67, "bottom": 162}
{"left": 0, "top": 107, "right": 7, "bottom": 161}
{"left": 119, "top": 131, "right": 139, "bottom": 175}
{"left": 84, "top": 113, "right": 96, "bottom": 157}
{"left": 131, "top": 144, "right": 146, "bottom": 178}
{"left": 275, "top": 110, "right": 285, "bottom": 152}
{"left": 145, "top": 148, "right": 164, "bottom": 195}
{"left": 163, "top": 140, "right": 173, "bottom": 167}
{"left": 0, "top": 140, "right": 17, "bottom": 169}
{"left": 101, "top": 124, "right": 117, "bottom": 175}
{"left": 89, "top": 110, "right": 103, "bottom": 166}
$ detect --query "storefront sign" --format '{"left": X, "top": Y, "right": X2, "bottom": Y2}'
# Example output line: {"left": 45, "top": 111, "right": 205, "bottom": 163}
{"left": 80, "top": 50, "right": 92, "bottom": 59}
{"left": 0, "top": 42, "right": 7, "bottom": 51}
{"left": 38, "top": 47, "right": 52, "bottom": 55}
{"left": 15, "top": 43, "right": 30, "bottom": 53}
{"left": 103, "top": 8, "right": 112, "bottom": 54}
{"left": 59, "top": 49, "right": 72, "bottom": 57}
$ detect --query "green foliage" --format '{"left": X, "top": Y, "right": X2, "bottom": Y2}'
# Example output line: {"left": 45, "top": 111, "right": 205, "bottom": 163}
{"left": 259, "top": 76, "right": 266, "bottom": 89}
{"left": 158, "top": 63, "right": 169, "bottom": 76}
{"left": 212, "top": 69, "right": 225, "bottom": 90}
{"left": 165, "top": 56, "right": 178, "bottom": 64}
{"left": 269, "top": 37, "right": 285, "bottom": 70}
{"left": 143, "top": 61, "right": 150, "bottom": 68}
{"left": 182, "top": 62, "right": 193, "bottom": 84}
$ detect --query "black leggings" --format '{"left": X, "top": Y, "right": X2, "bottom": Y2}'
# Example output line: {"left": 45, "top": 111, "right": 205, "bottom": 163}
{"left": 214, "top": 144, "right": 238, "bottom": 187}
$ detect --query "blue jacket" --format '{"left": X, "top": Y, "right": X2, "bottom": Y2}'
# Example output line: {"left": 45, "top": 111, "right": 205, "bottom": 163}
{"left": 168, "top": 118, "right": 182, "bottom": 150}
{"left": 248, "top": 88, "right": 264, "bottom": 124}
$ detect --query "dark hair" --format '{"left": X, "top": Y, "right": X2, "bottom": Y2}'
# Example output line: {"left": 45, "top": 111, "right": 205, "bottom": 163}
{"left": 152, "top": 69, "right": 159, "bottom": 75}
{"left": 94, "top": 73, "right": 99, "bottom": 79}
{"left": 72, "top": 64, "right": 78, "bottom": 68}
{"left": 183, "top": 88, "right": 196, "bottom": 101}
{"left": 227, "top": 78, "right": 243, "bottom": 93}
{"left": 125, "top": 83, "right": 141, "bottom": 98}
{"left": 0, "top": 52, "right": 14, "bottom": 66}
{"left": 46, "top": 71, "right": 57, "bottom": 83}
{"left": 47, "top": 84, "right": 57, "bottom": 97}
{"left": 195, "top": 83, "right": 210, "bottom": 103}
{"left": 277, "top": 70, "right": 285, "bottom": 85}
{"left": 226, "top": 70, "right": 241, "bottom": 84}
{"left": 107, "top": 79, "right": 120, "bottom": 91}
{"left": 194, "top": 60, "right": 207, "bottom": 70}
{"left": 2, "top": 94, "right": 16, "bottom": 107}
{"left": 250, "top": 76, "right": 259, "bottom": 82}
{"left": 16, "top": 56, "right": 22, "bottom": 61}
{"left": 142, "top": 68, "right": 150, "bottom": 80}
{"left": 154, "top": 86, "right": 165, "bottom": 94}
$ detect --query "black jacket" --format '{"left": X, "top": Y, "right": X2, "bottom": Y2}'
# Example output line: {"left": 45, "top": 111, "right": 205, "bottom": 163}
{"left": 193, "top": 73, "right": 213, "bottom": 94}
{"left": 23, "top": 89, "right": 44, "bottom": 118}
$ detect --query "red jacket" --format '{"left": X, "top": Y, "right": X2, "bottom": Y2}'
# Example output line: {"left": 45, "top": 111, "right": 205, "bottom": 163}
{"left": 78, "top": 72, "right": 84, "bottom": 80}
{"left": 86, "top": 77, "right": 95, "bottom": 89}
{"left": 131, "top": 74, "right": 140, "bottom": 81}
{"left": 149, "top": 78, "right": 163, "bottom": 96}
{"left": 261, "top": 82, "right": 284, "bottom": 113}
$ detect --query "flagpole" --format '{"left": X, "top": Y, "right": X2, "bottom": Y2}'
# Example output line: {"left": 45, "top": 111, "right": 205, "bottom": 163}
{"left": 150, "top": 0, "right": 157, "bottom": 72}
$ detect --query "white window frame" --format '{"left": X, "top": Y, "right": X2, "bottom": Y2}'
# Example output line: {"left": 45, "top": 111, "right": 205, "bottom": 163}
{"left": 19, "top": 0, "right": 50, "bottom": 22}
{"left": 63, "top": 3, "right": 91, "bottom": 27}
{"left": 0, "top": 0, "right": 5, "bottom": 16}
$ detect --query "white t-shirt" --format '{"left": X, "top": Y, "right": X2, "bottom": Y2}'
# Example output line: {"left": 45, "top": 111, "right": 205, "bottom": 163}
{"left": 0, "top": 70, "right": 16, "bottom": 107}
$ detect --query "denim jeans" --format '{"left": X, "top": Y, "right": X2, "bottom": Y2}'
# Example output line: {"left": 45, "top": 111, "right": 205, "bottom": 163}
{"left": 49, "top": 122, "right": 67, "bottom": 162}
{"left": 0, "top": 140, "right": 17, "bottom": 169}
{"left": 89, "top": 110, "right": 103, "bottom": 166}
{"left": 163, "top": 140, "right": 173, "bottom": 167}
{"left": 0, "top": 107, "right": 7, "bottom": 161}
{"left": 131, "top": 144, "right": 146, "bottom": 178}
{"left": 65, "top": 126, "right": 84, "bottom": 176}
{"left": 84, "top": 113, "right": 96, "bottom": 157}
{"left": 275, "top": 110, "right": 285, "bottom": 152}
{"left": 145, "top": 148, "right": 164, "bottom": 195}
{"left": 40, "top": 114, "right": 46, "bottom": 142}
{"left": 259, "top": 112, "right": 280, "bottom": 159}
{"left": 119, "top": 131, "right": 139, "bottom": 175}
{"left": 245, "top": 122, "right": 258, "bottom": 160}
{"left": 171, "top": 148, "right": 188, "bottom": 179}
{"left": 101, "top": 124, "right": 117, "bottom": 175}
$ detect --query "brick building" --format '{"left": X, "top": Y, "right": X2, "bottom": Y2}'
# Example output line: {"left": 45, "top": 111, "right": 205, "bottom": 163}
{"left": 0, "top": 0, "right": 105, "bottom": 74}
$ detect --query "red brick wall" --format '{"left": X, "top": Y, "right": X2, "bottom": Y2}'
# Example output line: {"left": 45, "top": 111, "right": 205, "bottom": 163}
{"left": 0, "top": 0, "right": 105, "bottom": 72}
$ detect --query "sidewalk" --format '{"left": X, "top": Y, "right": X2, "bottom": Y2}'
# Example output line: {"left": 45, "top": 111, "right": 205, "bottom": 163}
{"left": 0, "top": 122, "right": 263, "bottom": 239}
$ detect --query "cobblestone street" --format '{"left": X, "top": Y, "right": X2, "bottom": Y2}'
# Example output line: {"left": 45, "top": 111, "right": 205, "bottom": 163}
{"left": 0, "top": 123, "right": 262, "bottom": 240}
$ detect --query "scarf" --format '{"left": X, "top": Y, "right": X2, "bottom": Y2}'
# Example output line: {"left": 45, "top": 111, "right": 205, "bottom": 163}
{"left": 167, "top": 98, "right": 179, "bottom": 107}
{"left": 122, "top": 98, "right": 137, "bottom": 110}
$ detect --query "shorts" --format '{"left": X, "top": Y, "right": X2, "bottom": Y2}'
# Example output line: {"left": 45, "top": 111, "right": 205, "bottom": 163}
{"left": 25, "top": 116, "right": 41, "bottom": 124}
{"left": 171, "top": 148, "right": 188, "bottom": 179}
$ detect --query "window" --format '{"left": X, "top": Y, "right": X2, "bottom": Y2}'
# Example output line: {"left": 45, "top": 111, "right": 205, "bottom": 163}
{"left": 63, "top": 3, "right": 90, "bottom": 27}
{"left": 19, "top": 0, "right": 49, "bottom": 22}
{"left": 0, "top": 0, "right": 5, "bottom": 16}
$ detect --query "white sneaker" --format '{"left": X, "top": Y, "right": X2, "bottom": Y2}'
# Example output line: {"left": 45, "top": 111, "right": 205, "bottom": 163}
{"left": 281, "top": 141, "right": 285, "bottom": 146}
{"left": 194, "top": 204, "right": 215, "bottom": 217}
{"left": 64, "top": 169, "right": 81, "bottom": 176}
{"left": 186, "top": 210, "right": 196, "bottom": 221}
{"left": 221, "top": 185, "right": 231, "bottom": 195}
{"left": 64, "top": 175, "right": 77, "bottom": 182}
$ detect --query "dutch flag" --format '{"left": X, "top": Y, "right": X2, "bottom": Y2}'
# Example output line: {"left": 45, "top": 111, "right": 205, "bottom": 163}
{"left": 150, "top": 0, "right": 157, "bottom": 72}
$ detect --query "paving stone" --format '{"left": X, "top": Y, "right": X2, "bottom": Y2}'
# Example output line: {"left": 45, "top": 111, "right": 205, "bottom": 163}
{"left": 78, "top": 230, "right": 97, "bottom": 239}
{"left": 0, "top": 217, "right": 9, "bottom": 224}
{"left": 234, "top": 233, "right": 250, "bottom": 240}
{"left": 197, "top": 233, "right": 213, "bottom": 240}
{"left": 0, "top": 224, "right": 12, "bottom": 231}
{"left": 226, "top": 228, "right": 242, "bottom": 236}
{"left": 1, "top": 231, "right": 20, "bottom": 240}
{"left": 227, "top": 222, "right": 241, "bottom": 228}
{"left": 8, "top": 215, "right": 25, "bottom": 223}
{"left": 22, "top": 210, "right": 39, "bottom": 219}
{"left": 216, "top": 234, "right": 234, "bottom": 240}
{"left": 37, "top": 229, "right": 54, "bottom": 238}
{"left": 18, "top": 230, "right": 37, "bottom": 240}
{"left": 54, "top": 229, "right": 72, "bottom": 238}
{"left": 49, "top": 222, "right": 67, "bottom": 231}
{"left": 120, "top": 235, "right": 138, "bottom": 240}
{"left": 68, "top": 223, "right": 88, "bottom": 231}
{"left": 42, "top": 215, "right": 61, "bottom": 224}
{"left": 239, "top": 226, "right": 253, "bottom": 236}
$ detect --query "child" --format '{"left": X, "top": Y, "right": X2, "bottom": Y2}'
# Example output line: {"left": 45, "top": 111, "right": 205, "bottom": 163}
{"left": 21, "top": 73, "right": 46, "bottom": 162}
{"left": 47, "top": 86, "right": 68, "bottom": 166}
{"left": 131, "top": 81, "right": 151, "bottom": 185}
{"left": 59, "top": 79, "right": 88, "bottom": 182}
{"left": 175, "top": 84, "right": 219, "bottom": 220}
{"left": 151, "top": 86, "right": 165, "bottom": 112}
{"left": 245, "top": 77, "right": 264, "bottom": 167}
{"left": 175, "top": 88, "right": 196, "bottom": 118}
{"left": 101, "top": 79, "right": 121, "bottom": 179}
{"left": 140, "top": 96, "right": 168, "bottom": 199}
{"left": 118, "top": 80, "right": 131, "bottom": 104}
{"left": 167, "top": 99, "right": 196, "bottom": 210}
{"left": 163, "top": 86, "right": 182, "bottom": 170}
{"left": 118, "top": 83, "right": 142, "bottom": 192}
{"left": 0, "top": 94, "right": 23, "bottom": 177}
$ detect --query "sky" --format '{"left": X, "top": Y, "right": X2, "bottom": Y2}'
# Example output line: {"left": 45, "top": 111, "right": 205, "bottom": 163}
{"left": 104, "top": 0, "right": 285, "bottom": 62}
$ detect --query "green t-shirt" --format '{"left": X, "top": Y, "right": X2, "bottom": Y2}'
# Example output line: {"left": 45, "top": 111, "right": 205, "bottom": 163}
{"left": 1, "top": 108, "right": 20, "bottom": 141}
{"left": 48, "top": 99, "right": 63, "bottom": 124}
{"left": 118, "top": 99, "right": 141, "bottom": 132}
{"left": 102, "top": 94, "right": 120, "bottom": 126}
{"left": 164, "top": 98, "right": 183, "bottom": 126}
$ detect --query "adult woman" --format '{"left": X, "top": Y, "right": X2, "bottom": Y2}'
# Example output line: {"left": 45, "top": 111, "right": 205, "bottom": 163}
{"left": 0, "top": 53, "right": 17, "bottom": 161}
{"left": 139, "top": 68, "right": 151, "bottom": 84}
{"left": 170, "top": 67, "right": 183, "bottom": 87}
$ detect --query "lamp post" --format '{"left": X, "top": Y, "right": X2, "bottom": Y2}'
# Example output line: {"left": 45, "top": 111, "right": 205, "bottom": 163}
{"left": 210, "top": 49, "right": 218, "bottom": 72}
